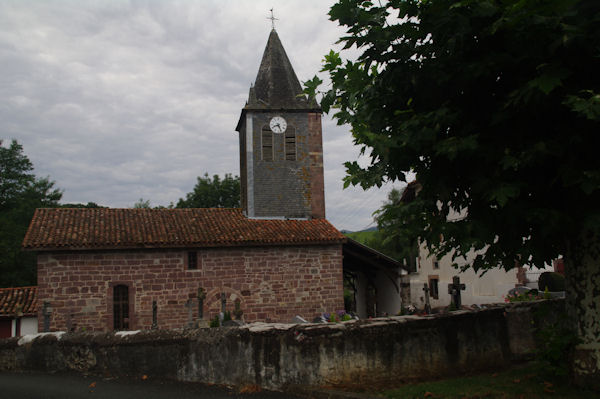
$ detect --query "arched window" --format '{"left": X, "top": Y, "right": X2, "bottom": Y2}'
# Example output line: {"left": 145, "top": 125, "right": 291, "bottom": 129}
{"left": 261, "top": 126, "right": 273, "bottom": 161}
{"left": 113, "top": 285, "right": 129, "bottom": 330}
{"left": 284, "top": 127, "right": 296, "bottom": 161}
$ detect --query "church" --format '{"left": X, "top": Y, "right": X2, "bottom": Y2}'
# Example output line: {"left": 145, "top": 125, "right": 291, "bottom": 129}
{"left": 22, "top": 29, "right": 353, "bottom": 331}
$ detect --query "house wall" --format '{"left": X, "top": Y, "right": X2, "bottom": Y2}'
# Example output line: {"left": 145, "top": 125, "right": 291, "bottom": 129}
{"left": 18, "top": 318, "right": 38, "bottom": 336}
{"left": 37, "top": 244, "right": 343, "bottom": 332}
{"left": 409, "top": 243, "right": 518, "bottom": 308}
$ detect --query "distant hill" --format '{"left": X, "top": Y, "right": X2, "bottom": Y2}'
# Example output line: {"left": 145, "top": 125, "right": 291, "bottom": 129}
{"left": 344, "top": 228, "right": 377, "bottom": 246}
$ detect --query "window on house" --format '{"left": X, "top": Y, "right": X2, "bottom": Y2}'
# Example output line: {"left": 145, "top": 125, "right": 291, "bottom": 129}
{"left": 433, "top": 260, "right": 439, "bottom": 269}
{"left": 261, "top": 127, "right": 273, "bottom": 161}
{"left": 284, "top": 127, "right": 296, "bottom": 161}
{"left": 187, "top": 251, "right": 198, "bottom": 270}
{"left": 429, "top": 277, "right": 439, "bottom": 300}
{"left": 113, "top": 285, "right": 129, "bottom": 331}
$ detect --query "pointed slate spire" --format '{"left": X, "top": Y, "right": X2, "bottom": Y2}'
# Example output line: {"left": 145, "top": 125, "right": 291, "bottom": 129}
{"left": 247, "top": 29, "right": 316, "bottom": 110}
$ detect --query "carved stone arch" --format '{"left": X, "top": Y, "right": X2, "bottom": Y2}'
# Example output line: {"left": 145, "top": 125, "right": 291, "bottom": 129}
{"left": 205, "top": 287, "right": 245, "bottom": 319}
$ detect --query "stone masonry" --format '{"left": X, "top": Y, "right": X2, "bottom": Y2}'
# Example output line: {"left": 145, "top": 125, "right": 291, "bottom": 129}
{"left": 37, "top": 244, "right": 343, "bottom": 332}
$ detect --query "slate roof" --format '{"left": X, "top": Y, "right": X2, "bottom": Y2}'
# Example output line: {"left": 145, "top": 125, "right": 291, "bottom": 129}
{"left": 22, "top": 208, "right": 345, "bottom": 251}
{"left": 0, "top": 286, "right": 37, "bottom": 316}
{"left": 242, "top": 29, "right": 319, "bottom": 112}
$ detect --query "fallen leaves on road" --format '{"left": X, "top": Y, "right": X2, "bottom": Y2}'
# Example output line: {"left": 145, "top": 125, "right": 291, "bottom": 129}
{"left": 239, "top": 384, "right": 261, "bottom": 393}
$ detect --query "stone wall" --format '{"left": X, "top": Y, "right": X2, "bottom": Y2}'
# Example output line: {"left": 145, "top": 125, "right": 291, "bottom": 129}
{"left": 0, "top": 300, "right": 564, "bottom": 391}
{"left": 37, "top": 244, "right": 343, "bottom": 332}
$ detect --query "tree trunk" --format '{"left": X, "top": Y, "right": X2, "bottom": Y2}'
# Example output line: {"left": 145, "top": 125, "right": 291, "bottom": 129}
{"left": 565, "top": 229, "right": 600, "bottom": 389}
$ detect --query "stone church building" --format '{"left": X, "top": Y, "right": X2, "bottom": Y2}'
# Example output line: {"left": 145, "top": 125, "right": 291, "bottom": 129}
{"left": 22, "top": 29, "right": 350, "bottom": 332}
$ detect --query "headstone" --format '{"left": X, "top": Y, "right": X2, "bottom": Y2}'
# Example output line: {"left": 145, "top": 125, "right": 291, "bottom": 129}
{"left": 292, "top": 315, "right": 308, "bottom": 324}
{"left": 197, "top": 287, "right": 206, "bottom": 320}
{"left": 43, "top": 301, "right": 51, "bottom": 332}
{"left": 233, "top": 298, "right": 243, "bottom": 320}
{"left": 422, "top": 283, "right": 431, "bottom": 314}
{"left": 185, "top": 299, "right": 194, "bottom": 328}
{"left": 447, "top": 276, "right": 466, "bottom": 309}
{"left": 151, "top": 300, "right": 158, "bottom": 329}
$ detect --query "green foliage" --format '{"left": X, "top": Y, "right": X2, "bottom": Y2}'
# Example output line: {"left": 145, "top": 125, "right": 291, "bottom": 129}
{"left": 533, "top": 302, "right": 581, "bottom": 379}
{"left": 133, "top": 198, "right": 151, "bottom": 209}
{"left": 223, "top": 310, "right": 232, "bottom": 322}
{"left": 209, "top": 316, "right": 220, "bottom": 328}
{"left": 311, "top": 0, "right": 600, "bottom": 275}
{"left": 58, "top": 202, "right": 105, "bottom": 208}
{"left": 345, "top": 189, "right": 419, "bottom": 270}
{"left": 538, "top": 272, "right": 566, "bottom": 292}
{"left": 176, "top": 173, "right": 240, "bottom": 209}
{"left": 0, "top": 140, "right": 62, "bottom": 287}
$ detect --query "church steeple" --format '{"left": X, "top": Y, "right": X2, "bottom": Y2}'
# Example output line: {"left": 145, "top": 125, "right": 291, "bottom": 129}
{"left": 249, "top": 30, "right": 312, "bottom": 110}
{"left": 236, "top": 29, "right": 325, "bottom": 220}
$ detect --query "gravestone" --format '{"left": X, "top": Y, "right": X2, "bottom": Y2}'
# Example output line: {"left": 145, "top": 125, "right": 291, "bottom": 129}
{"left": 43, "top": 301, "right": 51, "bottom": 332}
{"left": 422, "top": 283, "right": 431, "bottom": 314}
{"left": 197, "top": 287, "right": 206, "bottom": 320}
{"left": 152, "top": 300, "right": 158, "bottom": 329}
{"left": 185, "top": 299, "right": 194, "bottom": 328}
{"left": 292, "top": 315, "right": 308, "bottom": 324}
{"left": 448, "top": 276, "right": 466, "bottom": 309}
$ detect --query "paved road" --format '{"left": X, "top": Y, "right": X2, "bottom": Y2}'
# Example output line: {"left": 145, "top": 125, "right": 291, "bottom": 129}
{"left": 0, "top": 371, "right": 303, "bottom": 399}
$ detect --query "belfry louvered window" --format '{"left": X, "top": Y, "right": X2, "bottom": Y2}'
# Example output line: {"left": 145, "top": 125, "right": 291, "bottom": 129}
{"left": 261, "top": 127, "right": 273, "bottom": 161}
{"left": 113, "top": 285, "right": 129, "bottom": 331}
{"left": 284, "top": 127, "right": 296, "bottom": 161}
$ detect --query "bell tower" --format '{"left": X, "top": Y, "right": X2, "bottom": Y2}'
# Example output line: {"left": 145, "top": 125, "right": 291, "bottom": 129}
{"left": 236, "top": 29, "right": 325, "bottom": 219}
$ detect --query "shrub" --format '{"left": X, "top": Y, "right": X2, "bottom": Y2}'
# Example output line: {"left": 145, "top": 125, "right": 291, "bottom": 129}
{"left": 538, "top": 272, "right": 565, "bottom": 292}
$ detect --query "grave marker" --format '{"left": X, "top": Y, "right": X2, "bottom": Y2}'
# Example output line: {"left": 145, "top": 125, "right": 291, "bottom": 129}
{"left": 448, "top": 276, "right": 466, "bottom": 309}
{"left": 423, "top": 283, "right": 432, "bottom": 314}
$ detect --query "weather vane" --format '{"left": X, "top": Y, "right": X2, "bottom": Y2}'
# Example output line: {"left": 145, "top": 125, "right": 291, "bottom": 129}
{"left": 267, "top": 8, "right": 278, "bottom": 30}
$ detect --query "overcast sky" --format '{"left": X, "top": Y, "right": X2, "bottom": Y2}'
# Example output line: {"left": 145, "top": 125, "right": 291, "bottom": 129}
{"left": 0, "top": 0, "right": 403, "bottom": 232}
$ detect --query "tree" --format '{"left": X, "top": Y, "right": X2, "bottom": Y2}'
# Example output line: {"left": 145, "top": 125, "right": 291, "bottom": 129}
{"left": 371, "top": 188, "right": 419, "bottom": 271}
{"left": 309, "top": 0, "right": 600, "bottom": 386}
{"left": 0, "top": 140, "right": 62, "bottom": 287}
{"left": 176, "top": 173, "right": 240, "bottom": 208}
{"left": 133, "top": 198, "right": 151, "bottom": 209}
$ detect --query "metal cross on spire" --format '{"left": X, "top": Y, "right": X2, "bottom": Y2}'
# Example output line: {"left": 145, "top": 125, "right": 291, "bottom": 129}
{"left": 267, "top": 8, "right": 278, "bottom": 30}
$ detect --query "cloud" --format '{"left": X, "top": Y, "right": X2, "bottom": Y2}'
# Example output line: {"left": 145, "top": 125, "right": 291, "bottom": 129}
{"left": 0, "top": 0, "right": 401, "bottom": 231}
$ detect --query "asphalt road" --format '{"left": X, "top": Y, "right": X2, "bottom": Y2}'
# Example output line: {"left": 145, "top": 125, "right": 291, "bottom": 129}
{"left": 0, "top": 371, "right": 303, "bottom": 399}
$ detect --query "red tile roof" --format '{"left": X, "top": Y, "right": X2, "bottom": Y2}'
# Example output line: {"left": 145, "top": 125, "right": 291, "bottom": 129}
{"left": 22, "top": 208, "right": 345, "bottom": 251}
{"left": 0, "top": 286, "right": 37, "bottom": 316}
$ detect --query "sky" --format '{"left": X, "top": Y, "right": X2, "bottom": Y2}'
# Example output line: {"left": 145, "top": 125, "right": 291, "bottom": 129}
{"left": 0, "top": 0, "right": 403, "bottom": 232}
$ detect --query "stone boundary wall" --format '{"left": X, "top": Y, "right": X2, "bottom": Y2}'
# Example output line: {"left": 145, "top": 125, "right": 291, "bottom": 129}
{"left": 0, "top": 300, "right": 563, "bottom": 391}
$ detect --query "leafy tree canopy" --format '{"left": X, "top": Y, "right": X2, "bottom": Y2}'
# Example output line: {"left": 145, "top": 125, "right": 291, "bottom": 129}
{"left": 176, "top": 173, "right": 240, "bottom": 209}
{"left": 0, "top": 140, "right": 62, "bottom": 287}
{"left": 307, "top": 0, "right": 599, "bottom": 272}
{"left": 310, "top": 0, "right": 600, "bottom": 385}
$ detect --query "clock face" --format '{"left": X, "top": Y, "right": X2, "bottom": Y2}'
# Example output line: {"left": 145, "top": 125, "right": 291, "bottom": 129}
{"left": 269, "top": 116, "right": 287, "bottom": 133}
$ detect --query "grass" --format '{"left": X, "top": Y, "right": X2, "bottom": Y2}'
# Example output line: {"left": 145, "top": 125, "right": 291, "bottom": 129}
{"left": 380, "top": 362, "right": 596, "bottom": 399}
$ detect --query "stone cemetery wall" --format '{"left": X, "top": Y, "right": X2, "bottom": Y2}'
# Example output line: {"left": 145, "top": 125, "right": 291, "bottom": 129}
{"left": 0, "top": 300, "right": 564, "bottom": 391}
{"left": 36, "top": 244, "right": 343, "bottom": 332}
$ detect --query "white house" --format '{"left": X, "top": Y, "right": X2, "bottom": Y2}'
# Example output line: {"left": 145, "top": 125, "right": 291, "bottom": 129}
{"left": 0, "top": 286, "right": 38, "bottom": 338}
